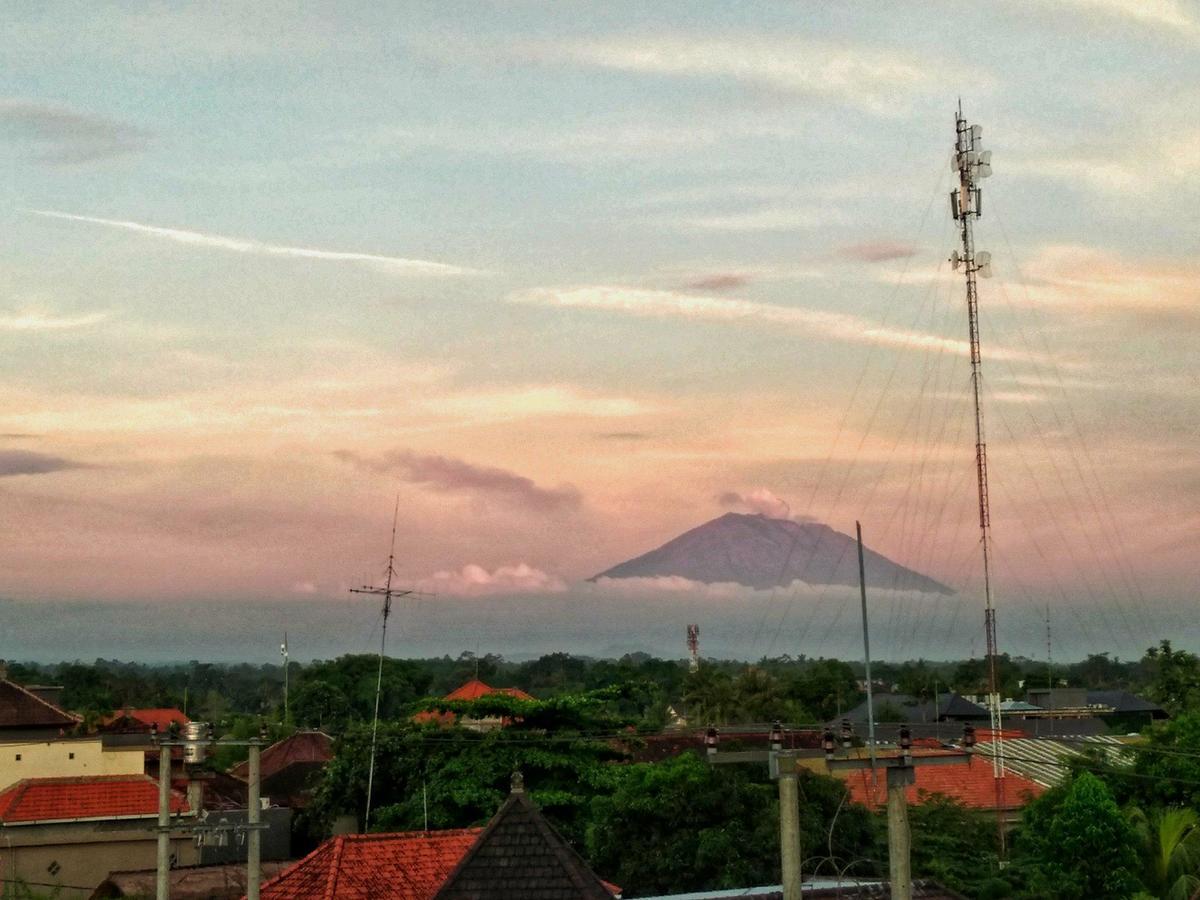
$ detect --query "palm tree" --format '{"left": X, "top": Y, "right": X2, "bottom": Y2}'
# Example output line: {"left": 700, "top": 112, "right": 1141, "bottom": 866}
{"left": 1130, "top": 806, "right": 1200, "bottom": 899}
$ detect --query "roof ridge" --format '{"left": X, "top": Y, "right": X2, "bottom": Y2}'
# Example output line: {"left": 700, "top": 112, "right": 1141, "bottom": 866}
{"left": 324, "top": 834, "right": 345, "bottom": 900}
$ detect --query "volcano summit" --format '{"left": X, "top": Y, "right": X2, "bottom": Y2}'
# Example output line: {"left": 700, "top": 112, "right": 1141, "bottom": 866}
{"left": 590, "top": 512, "right": 954, "bottom": 595}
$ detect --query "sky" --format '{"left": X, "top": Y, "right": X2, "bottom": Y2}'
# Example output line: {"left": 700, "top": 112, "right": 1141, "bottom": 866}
{"left": 1, "top": 2, "right": 1197, "bottom": 662}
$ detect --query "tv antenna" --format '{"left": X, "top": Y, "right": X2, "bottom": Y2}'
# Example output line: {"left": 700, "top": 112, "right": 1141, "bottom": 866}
{"left": 349, "top": 495, "right": 427, "bottom": 831}
{"left": 686, "top": 624, "right": 700, "bottom": 672}
{"left": 950, "top": 101, "right": 1006, "bottom": 854}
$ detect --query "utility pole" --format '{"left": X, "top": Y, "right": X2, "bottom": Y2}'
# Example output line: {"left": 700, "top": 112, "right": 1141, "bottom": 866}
{"left": 153, "top": 726, "right": 270, "bottom": 900}
{"left": 350, "top": 497, "right": 424, "bottom": 831}
{"left": 855, "top": 522, "right": 877, "bottom": 775}
{"left": 156, "top": 742, "right": 171, "bottom": 900}
{"left": 823, "top": 724, "right": 975, "bottom": 900}
{"left": 706, "top": 722, "right": 801, "bottom": 900}
{"left": 247, "top": 735, "right": 262, "bottom": 900}
{"left": 950, "top": 102, "right": 1006, "bottom": 854}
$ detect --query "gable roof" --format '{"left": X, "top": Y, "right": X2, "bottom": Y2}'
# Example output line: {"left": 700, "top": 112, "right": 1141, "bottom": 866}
{"left": 834, "top": 752, "right": 1045, "bottom": 811}
{"left": 841, "top": 693, "right": 986, "bottom": 725}
{"left": 0, "top": 679, "right": 80, "bottom": 730}
{"left": 229, "top": 730, "right": 333, "bottom": 781}
{"left": 257, "top": 829, "right": 481, "bottom": 900}
{"left": 434, "top": 790, "right": 614, "bottom": 900}
{"left": 0, "top": 774, "right": 187, "bottom": 824}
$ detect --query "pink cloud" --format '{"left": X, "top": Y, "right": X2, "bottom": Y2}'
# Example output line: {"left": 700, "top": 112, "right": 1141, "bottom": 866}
{"left": 838, "top": 240, "right": 919, "bottom": 262}
{"left": 333, "top": 449, "right": 582, "bottom": 511}
{"left": 682, "top": 273, "right": 751, "bottom": 291}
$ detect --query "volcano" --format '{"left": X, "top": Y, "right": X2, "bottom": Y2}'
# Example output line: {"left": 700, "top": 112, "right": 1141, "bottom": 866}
{"left": 590, "top": 512, "right": 954, "bottom": 595}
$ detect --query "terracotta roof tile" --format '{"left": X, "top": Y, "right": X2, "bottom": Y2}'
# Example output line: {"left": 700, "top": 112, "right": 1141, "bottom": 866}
{"left": 443, "top": 679, "right": 534, "bottom": 702}
{"left": 257, "top": 829, "right": 481, "bottom": 900}
{"left": 0, "top": 774, "right": 187, "bottom": 823}
{"left": 101, "top": 707, "right": 189, "bottom": 732}
{"left": 835, "top": 752, "right": 1045, "bottom": 810}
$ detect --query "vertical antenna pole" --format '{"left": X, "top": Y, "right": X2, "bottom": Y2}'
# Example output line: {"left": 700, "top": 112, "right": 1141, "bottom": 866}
{"left": 855, "top": 522, "right": 877, "bottom": 777}
{"left": 351, "top": 496, "right": 418, "bottom": 832}
{"left": 952, "top": 103, "right": 1005, "bottom": 855}
{"left": 280, "top": 633, "right": 289, "bottom": 724}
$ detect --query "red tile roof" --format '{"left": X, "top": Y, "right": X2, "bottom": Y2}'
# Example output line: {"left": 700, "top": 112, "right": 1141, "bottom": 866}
{"left": 257, "top": 829, "right": 482, "bottom": 900}
{"left": 835, "top": 752, "right": 1045, "bottom": 811}
{"left": 414, "top": 680, "right": 536, "bottom": 726}
{"left": 443, "top": 679, "right": 534, "bottom": 702}
{"left": 101, "top": 707, "right": 189, "bottom": 732}
{"left": 229, "top": 730, "right": 333, "bottom": 781}
{"left": 0, "top": 774, "right": 188, "bottom": 824}
{"left": 0, "top": 680, "right": 80, "bottom": 730}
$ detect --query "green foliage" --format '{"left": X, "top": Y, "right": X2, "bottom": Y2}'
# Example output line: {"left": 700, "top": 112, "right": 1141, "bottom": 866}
{"left": 789, "top": 659, "right": 861, "bottom": 722}
{"left": 1144, "top": 641, "right": 1200, "bottom": 717}
{"left": 897, "top": 795, "right": 1003, "bottom": 897}
{"left": 1129, "top": 806, "right": 1200, "bottom": 899}
{"left": 309, "top": 690, "right": 629, "bottom": 847}
{"left": 1012, "top": 772, "right": 1142, "bottom": 899}
{"left": 1103, "top": 713, "right": 1200, "bottom": 810}
{"left": 586, "top": 753, "right": 778, "bottom": 895}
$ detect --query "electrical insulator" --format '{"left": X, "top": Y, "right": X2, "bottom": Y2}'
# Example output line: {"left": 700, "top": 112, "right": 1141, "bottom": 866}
{"left": 705, "top": 725, "right": 719, "bottom": 756}
{"left": 770, "top": 720, "right": 783, "bottom": 752}
{"left": 822, "top": 728, "right": 835, "bottom": 761}
{"left": 840, "top": 718, "right": 853, "bottom": 748}
{"left": 963, "top": 724, "right": 976, "bottom": 749}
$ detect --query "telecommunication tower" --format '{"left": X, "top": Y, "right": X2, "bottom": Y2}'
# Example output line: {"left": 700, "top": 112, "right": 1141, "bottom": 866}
{"left": 950, "top": 103, "right": 1006, "bottom": 851}
{"left": 686, "top": 624, "right": 700, "bottom": 672}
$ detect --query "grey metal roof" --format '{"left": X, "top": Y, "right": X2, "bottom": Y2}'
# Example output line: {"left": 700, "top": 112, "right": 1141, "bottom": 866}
{"left": 974, "top": 736, "right": 1131, "bottom": 787}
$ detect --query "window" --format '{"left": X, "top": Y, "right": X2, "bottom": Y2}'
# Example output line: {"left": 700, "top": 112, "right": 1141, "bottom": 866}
{"left": 68, "top": 752, "right": 75, "bottom": 760}
{"left": 14, "top": 754, "right": 20, "bottom": 761}
{"left": 47, "top": 861, "right": 61, "bottom": 876}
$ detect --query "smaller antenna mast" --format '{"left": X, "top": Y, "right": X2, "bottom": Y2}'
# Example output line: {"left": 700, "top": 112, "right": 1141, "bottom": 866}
{"left": 280, "top": 633, "right": 290, "bottom": 723}
{"left": 349, "top": 496, "right": 420, "bottom": 831}
{"left": 686, "top": 624, "right": 700, "bottom": 672}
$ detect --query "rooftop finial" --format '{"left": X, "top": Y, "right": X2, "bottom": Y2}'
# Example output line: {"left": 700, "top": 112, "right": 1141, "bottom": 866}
{"left": 510, "top": 770, "right": 525, "bottom": 794}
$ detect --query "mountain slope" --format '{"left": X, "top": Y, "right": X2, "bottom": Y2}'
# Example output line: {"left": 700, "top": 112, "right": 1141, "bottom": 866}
{"left": 590, "top": 512, "right": 953, "bottom": 595}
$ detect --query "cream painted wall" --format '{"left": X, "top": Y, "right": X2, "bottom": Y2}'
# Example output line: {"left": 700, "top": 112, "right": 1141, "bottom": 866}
{"left": 0, "top": 738, "right": 144, "bottom": 790}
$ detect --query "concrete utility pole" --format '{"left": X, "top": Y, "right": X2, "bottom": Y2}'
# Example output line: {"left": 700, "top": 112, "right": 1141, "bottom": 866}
{"left": 706, "top": 723, "right": 802, "bottom": 900}
{"left": 154, "top": 726, "right": 271, "bottom": 900}
{"left": 823, "top": 725, "right": 975, "bottom": 900}
{"left": 247, "top": 737, "right": 262, "bottom": 900}
{"left": 885, "top": 766, "right": 913, "bottom": 897}
{"left": 156, "top": 743, "right": 171, "bottom": 900}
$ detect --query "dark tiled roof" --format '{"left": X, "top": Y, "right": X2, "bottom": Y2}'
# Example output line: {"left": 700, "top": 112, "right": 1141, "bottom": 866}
{"left": 841, "top": 693, "right": 985, "bottom": 725}
{"left": 434, "top": 791, "right": 614, "bottom": 900}
{"left": 229, "top": 730, "right": 333, "bottom": 781}
{"left": 93, "top": 862, "right": 291, "bottom": 899}
{"left": 0, "top": 679, "right": 79, "bottom": 729}
{"left": 1087, "top": 690, "right": 1165, "bottom": 715}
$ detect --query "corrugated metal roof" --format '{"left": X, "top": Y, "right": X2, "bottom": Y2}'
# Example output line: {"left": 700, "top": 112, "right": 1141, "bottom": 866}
{"left": 974, "top": 736, "right": 1130, "bottom": 787}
